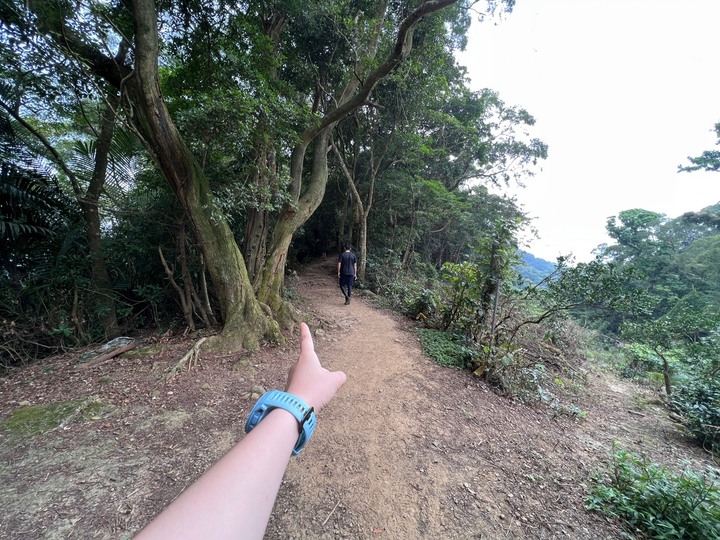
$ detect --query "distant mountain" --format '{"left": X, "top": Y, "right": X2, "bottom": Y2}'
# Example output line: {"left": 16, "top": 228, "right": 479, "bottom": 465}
{"left": 515, "top": 251, "right": 556, "bottom": 285}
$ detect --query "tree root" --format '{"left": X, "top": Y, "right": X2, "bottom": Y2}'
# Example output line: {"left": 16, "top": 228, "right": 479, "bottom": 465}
{"left": 165, "top": 337, "right": 207, "bottom": 379}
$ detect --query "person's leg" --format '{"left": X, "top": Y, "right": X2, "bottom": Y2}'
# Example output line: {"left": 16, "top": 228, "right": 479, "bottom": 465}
{"left": 340, "top": 275, "right": 350, "bottom": 303}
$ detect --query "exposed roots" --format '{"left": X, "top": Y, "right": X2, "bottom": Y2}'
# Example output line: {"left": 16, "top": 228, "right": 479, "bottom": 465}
{"left": 165, "top": 337, "right": 207, "bottom": 379}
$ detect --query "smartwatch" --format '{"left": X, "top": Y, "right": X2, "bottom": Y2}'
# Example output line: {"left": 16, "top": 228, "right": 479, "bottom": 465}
{"left": 244, "top": 390, "right": 317, "bottom": 455}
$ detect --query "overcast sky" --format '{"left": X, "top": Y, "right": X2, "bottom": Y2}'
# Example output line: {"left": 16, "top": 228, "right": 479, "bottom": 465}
{"left": 457, "top": 0, "right": 720, "bottom": 262}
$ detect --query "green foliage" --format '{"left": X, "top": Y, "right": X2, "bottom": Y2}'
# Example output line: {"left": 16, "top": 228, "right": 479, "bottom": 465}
{"left": 417, "top": 329, "right": 474, "bottom": 369}
{"left": 587, "top": 448, "right": 720, "bottom": 539}
{"left": 619, "top": 343, "right": 674, "bottom": 380}
{"left": 440, "top": 261, "right": 483, "bottom": 335}
{"left": 547, "top": 258, "right": 649, "bottom": 319}
{"left": 679, "top": 122, "right": 720, "bottom": 173}
{"left": 671, "top": 373, "right": 720, "bottom": 455}
{"left": 377, "top": 273, "right": 440, "bottom": 321}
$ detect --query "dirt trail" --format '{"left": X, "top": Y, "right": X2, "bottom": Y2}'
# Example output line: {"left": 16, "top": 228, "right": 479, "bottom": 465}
{"left": 0, "top": 258, "right": 711, "bottom": 539}
{"left": 268, "top": 259, "right": 709, "bottom": 539}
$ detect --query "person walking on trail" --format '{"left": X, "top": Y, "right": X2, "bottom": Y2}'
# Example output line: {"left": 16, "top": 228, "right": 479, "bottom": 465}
{"left": 337, "top": 244, "right": 357, "bottom": 305}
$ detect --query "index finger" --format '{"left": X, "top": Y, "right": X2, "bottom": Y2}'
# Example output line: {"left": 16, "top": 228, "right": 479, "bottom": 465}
{"left": 299, "top": 322, "right": 317, "bottom": 357}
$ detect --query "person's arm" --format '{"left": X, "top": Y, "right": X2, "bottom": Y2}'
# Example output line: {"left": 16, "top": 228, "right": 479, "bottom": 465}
{"left": 135, "top": 323, "right": 346, "bottom": 540}
{"left": 337, "top": 258, "right": 341, "bottom": 277}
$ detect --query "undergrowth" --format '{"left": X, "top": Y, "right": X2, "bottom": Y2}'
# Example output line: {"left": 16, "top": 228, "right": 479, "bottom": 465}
{"left": 416, "top": 329, "right": 474, "bottom": 369}
{"left": 587, "top": 447, "right": 720, "bottom": 539}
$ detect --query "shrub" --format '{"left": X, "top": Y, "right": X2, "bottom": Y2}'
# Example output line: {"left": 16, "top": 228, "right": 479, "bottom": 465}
{"left": 587, "top": 447, "right": 720, "bottom": 539}
{"left": 671, "top": 375, "right": 720, "bottom": 455}
{"left": 620, "top": 343, "right": 667, "bottom": 380}
{"left": 372, "top": 268, "right": 440, "bottom": 323}
{"left": 417, "top": 329, "right": 474, "bottom": 369}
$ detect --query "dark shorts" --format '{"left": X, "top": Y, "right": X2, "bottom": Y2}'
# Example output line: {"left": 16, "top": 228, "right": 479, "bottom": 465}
{"left": 339, "top": 275, "right": 355, "bottom": 287}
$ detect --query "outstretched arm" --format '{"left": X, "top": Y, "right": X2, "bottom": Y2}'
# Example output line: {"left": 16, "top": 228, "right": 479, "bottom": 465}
{"left": 136, "top": 323, "right": 346, "bottom": 540}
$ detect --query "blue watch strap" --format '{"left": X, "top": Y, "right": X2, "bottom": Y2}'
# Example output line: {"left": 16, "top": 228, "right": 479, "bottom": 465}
{"left": 244, "top": 390, "right": 317, "bottom": 455}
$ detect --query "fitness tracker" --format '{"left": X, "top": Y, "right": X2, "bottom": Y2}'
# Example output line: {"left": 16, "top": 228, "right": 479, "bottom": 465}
{"left": 244, "top": 390, "right": 317, "bottom": 455}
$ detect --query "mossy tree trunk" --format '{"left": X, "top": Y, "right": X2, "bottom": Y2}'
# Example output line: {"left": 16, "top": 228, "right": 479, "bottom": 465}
{"left": 29, "top": 0, "right": 280, "bottom": 350}
{"left": 128, "top": 0, "right": 279, "bottom": 350}
{"left": 257, "top": 128, "right": 334, "bottom": 327}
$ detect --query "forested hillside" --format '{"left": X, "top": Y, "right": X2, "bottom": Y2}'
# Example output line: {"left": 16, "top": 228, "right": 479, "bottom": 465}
{"left": 2, "top": 1, "right": 719, "bottom": 537}
{"left": 516, "top": 251, "right": 555, "bottom": 285}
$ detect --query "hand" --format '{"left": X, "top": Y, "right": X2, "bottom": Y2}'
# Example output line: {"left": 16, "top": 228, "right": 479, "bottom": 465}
{"left": 285, "top": 323, "right": 346, "bottom": 412}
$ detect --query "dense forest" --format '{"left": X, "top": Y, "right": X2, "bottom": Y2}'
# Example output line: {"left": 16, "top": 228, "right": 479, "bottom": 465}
{"left": 1, "top": 1, "right": 719, "bottom": 536}
{"left": 1, "top": 0, "right": 545, "bottom": 355}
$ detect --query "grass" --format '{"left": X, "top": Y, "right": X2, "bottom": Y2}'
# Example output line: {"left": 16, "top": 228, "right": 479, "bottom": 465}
{"left": 1, "top": 398, "right": 111, "bottom": 438}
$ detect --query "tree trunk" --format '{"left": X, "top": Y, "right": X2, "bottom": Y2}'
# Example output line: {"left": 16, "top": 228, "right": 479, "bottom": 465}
{"left": 243, "top": 139, "right": 275, "bottom": 285}
{"left": 26, "top": 0, "right": 281, "bottom": 350}
{"left": 657, "top": 349, "right": 673, "bottom": 396}
{"left": 79, "top": 93, "right": 120, "bottom": 339}
{"left": 402, "top": 183, "right": 417, "bottom": 270}
{"left": 338, "top": 191, "right": 351, "bottom": 249}
{"left": 331, "top": 135, "right": 379, "bottom": 283}
{"left": 242, "top": 12, "right": 285, "bottom": 286}
{"left": 257, "top": 129, "right": 333, "bottom": 326}
{"left": 478, "top": 241, "right": 501, "bottom": 327}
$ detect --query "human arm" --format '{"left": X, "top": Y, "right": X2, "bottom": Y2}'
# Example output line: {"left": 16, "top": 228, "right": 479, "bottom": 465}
{"left": 135, "top": 323, "right": 346, "bottom": 540}
{"left": 337, "top": 259, "right": 341, "bottom": 277}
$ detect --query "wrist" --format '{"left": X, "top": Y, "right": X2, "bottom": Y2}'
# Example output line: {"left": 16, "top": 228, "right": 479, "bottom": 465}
{"left": 245, "top": 390, "right": 317, "bottom": 455}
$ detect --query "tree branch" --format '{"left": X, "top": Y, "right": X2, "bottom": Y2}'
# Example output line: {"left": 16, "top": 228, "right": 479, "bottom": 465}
{"left": 304, "top": 0, "right": 458, "bottom": 143}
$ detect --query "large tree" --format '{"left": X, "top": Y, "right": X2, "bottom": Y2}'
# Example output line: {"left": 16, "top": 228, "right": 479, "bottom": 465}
{"left": 14, "top": 0, "right": 279, "bottom": 349}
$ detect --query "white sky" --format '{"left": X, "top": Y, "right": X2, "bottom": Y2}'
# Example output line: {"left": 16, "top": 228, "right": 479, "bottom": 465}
{"left": 457, "top": 0, "right": 720, "bottom": 262}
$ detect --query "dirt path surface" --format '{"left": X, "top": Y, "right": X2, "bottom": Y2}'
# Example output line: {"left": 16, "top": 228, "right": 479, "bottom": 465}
{"left": 0, "top": 259, "right": 712, "bottom": 539}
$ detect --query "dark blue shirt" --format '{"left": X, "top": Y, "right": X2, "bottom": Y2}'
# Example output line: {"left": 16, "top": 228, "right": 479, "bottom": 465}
{"left": 338, "top": 251, "right": 356, "bottom": 275}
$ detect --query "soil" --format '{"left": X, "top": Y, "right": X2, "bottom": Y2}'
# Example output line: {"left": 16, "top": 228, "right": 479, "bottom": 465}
{"left": 0, "top": 258, "right": 713, "bottom": 539}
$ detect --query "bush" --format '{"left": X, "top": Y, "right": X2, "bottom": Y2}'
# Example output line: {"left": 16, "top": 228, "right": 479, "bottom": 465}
{"left": 671, "top": 375, "right": 720, "bottom": 455}
{"left": 417, "top": 329, "right": 474, "bottom": 369}
{"left": 587, "top": 448, "right": 720, "bottom": 539}
{"left": 371, "top": 266, "right": 440, "bottom": 322}
{"left": 620, "top": 343, "right": 669, "bottom": 380}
